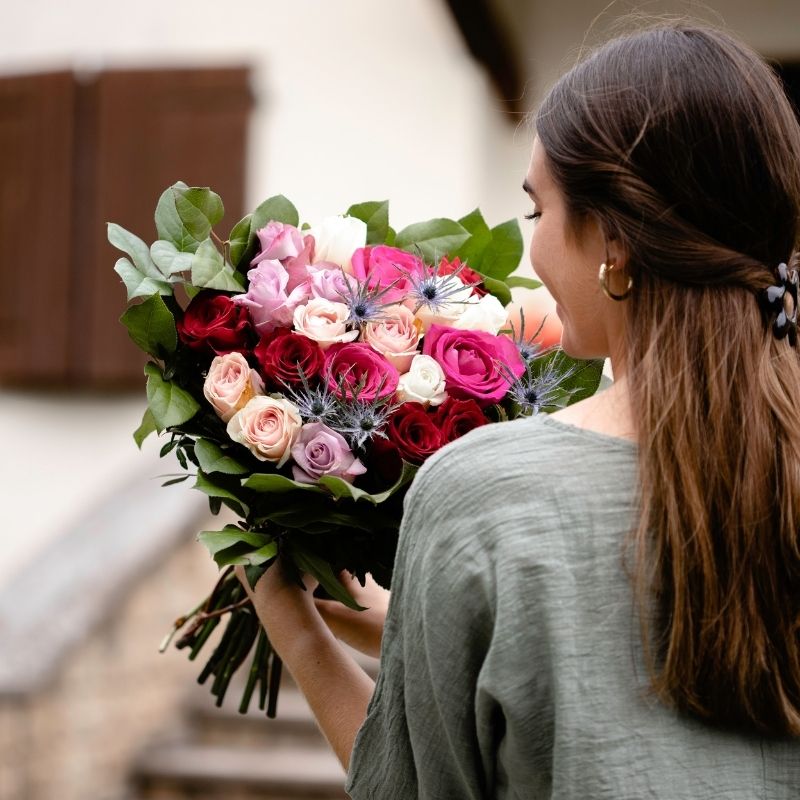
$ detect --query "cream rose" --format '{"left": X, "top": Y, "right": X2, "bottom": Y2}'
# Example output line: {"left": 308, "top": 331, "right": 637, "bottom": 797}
{"left": 307, "top": 215, "right": 367, "bottom": 274}
{"left": 293, "top": 298, "right": 360, "bottom": 350}
{"left": 413, "top": 277, "right": 477, "bottom": 332}
{"left": 203, "top": 352, "right": 265, "bottom": 423}
{"left": 395, "top": 354, "right": 448, "bottom": 406}
{"left": 226, "top": 395, "right": 303, "bottom": 465}
{"left": 363, "top": 305, "right": 422, "bottom": 373}
{"left": 451, "top": 293, "right": 508, "bottom": 335}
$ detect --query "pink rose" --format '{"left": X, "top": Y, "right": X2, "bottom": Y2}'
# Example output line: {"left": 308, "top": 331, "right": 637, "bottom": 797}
{"left": 293, "top": 297, "right": 360, "bottom": 350}
{"left": 226, "top": 395, "right": 302, "bottom": 465}
{"left": 203, "top": 352, "right": 265, "bottom": 422}
{"left": 422, "top": 324, "right": 525, "bottom": 406}
{"left": 251, "top": 222, "right": 315, "bottom": 292}
{"left": 233, "top": 260, "right": 310, "bottom": 335}
{"left": 363, "top": 304, "right": 421, "bottom": 373}
{"left": 283, "top": 234, "right": 316, "bottom": 292}
{"left": 325, "top": 342, "right": 399, "bottom": 402}
{"left": 350, "top": 246, "right": 425, "bottom": 304}
{"left": 291, "top": 422, "right": 367, "bottom": 484}
{"left": 307, "top": 265, "right": 357, "bottom": 303}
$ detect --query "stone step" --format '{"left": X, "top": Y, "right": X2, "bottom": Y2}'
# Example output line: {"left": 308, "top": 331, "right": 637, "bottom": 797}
{"left": 131, "top": 741, "right": 347, "bottom": 800}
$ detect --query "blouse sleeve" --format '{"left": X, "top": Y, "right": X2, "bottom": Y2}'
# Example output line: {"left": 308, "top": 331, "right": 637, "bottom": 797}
{"left": 344, "top": 439, "right": 502, "bottom": 800}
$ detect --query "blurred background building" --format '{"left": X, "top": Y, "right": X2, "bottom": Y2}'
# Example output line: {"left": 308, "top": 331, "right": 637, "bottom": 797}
{"left": 1, "top": 1, "right": 798, "bottom": 798}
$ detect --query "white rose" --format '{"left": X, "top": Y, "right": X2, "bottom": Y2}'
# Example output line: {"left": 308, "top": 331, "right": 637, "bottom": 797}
{"left": 451, "top": 293, "right": 508, "bottom": 335}
{"left": 203, "top": 352, "right": 264, "bottom": 422}
{"left": 307, "top": 215, "right": 367, "bottom": 274}
{"left": 396, "top": 354, "right": 448, "bottom": 406}
{"left": 293, "top": 298, "right": 360, "bottom": 350}
{"left": 226, "top": 395, "right": 302, "bottom": 465}
{"left": 413, "top": 277, "right": 477, "bottom": 332}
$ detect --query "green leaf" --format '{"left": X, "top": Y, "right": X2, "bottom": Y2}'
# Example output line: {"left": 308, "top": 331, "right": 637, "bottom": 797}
{"left": 454, "top": 209, "right": 492, "bottom": 271}
{"left": 243, "top": 473, "right": 327, "bottom": 494}
{"left": 155, "top": 183, "right": 225, "bottom": 253}
{"left": 150, "top": 240, "right": 194, "bottom": 277}
{"left": 114, "top": 257, "right": 172, "bottom": 301}
{"left": 120, "top": 293, "right": 177, "bottom": 358}
{"left": 107, "top": 223, "right": 164, "bottom": 280}
{"left": 318, "top": 460, "right": 417, "bottom": 505}
{"left": 133, "top": 407, "right": 157, "bottom": 449}
{"left": 193, "top": 470, "right": 249, "bottom": 516}
{"left": 478, "top": 274, "right": 512, "bottom": 306}
{"left": 144, "top": 362, "right": 200, "bottom": 431}
{"left": 228, "top": 213, "right": 252, "bottom": 268}
{"left": 385, "top": 225, "right": 397, "bottom": 246}
{"left": 479, "top": 219, "right": 524, "bottom": 280}
{"left": 346, "top": 201, "right": 389, "bottom": 245}
{"left": 184, "top": 284, "right": 202, "bottom": 299}
{"left": 194, "top": 438, "right": 248, "bottom": 475}
{"left": 291, "top": 549, "right": 364, "bottom": 611}
{"left": 251, "top": 195, "right": 300, "bottom": 230}
{"left": 191, "top": 238, "right": 244, "bottom": 291}
{"left": 505, "top": 276, "right": 542, "bottom": 290}
{"left": 213, "top": 541, "right": 278, "bottom": 568}
{"left": 394, "top": 218, "right": 470, "bottom": 264}
{"left": 197, "top": 528, "right": 270, "bottom": 555}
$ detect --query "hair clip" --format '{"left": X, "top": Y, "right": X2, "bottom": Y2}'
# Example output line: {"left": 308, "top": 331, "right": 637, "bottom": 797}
{"left": 758, "top": 262, "right": 798, "bottom": 347}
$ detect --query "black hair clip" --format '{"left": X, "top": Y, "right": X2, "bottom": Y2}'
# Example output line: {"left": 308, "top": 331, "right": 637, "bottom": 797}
{"left": 758, "top": 262, "right": 798, "bottom": 347}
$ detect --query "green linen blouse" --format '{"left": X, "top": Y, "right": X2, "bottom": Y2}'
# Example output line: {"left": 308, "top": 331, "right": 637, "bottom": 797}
{"left": 345, "top": 413, "right": 800, "bottom": 799}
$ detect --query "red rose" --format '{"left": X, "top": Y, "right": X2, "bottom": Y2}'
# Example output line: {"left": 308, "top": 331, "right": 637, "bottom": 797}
{"left": 385, "top": 403, "right": 443, "bottom": 464}
{"left": 177, "top": 290, "right": 253, "bottom": 355}
{"left": 254, "top": 329, "right": 325, "bottom": 388}
{"left": 434, "top": 397, "right": 488, "bottom": 444}
{"left": 437, "top": 256, "right": 487, "bottom": 297}
{"left": 366, "top": 435, "right": 403, "bottom": 486}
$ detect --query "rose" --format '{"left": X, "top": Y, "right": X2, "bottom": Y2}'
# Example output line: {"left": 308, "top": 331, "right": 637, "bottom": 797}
{"left": 385, "top": 403, "right": 443, "bottom": 464}
{"left": 254, "top": 329, "right": 325, "bottom": 387}
{"left": 291, "top": 422, "right": 367, "bottom": 484}
{"left": 451, "top": 293, "right": 508, "bottom": 335}
{"left": 308, "top": 265, "right": 356, "bottom": 303}
{"left": 293, "top": 298, "right": 360, "bottom": 350}
{"left": 436, "top": 256, "right": 487, "bottom": 297}
{"left": 227, "top": 395, "right": 302, "bottom": 465}
{"left": 306, "top": 215, "right": 367, "bottom": 273}
{"left": 351, "top": 246, "right": 425, "bottom": 304}
{"left": 177, "top": 290, "right": 254, "bottom": 355}
{"left": 251, "top": 222, "right": 314, "bottom": 291}
{"left": 395, "top": 354, "right": 448, "bottom": 406}
{"left": 325, "top": 342, "right": 399, "bottom": 402}
{"left": 203, "top": 352, "right": 265, "bottom": 422}
{"left": 363, "top": 305, "right": 421, "bottom": 373}
{"left": 413, "top": 277, "right": 476, "bottom": 332}
{"left": 233, "top": 260, "right": 310, "bottom": 335}
{"left": 433, "top": 397, "right": 487, "bottom": 444}
{"left": 423, "top": 324, "right": 525, "bottom": 406}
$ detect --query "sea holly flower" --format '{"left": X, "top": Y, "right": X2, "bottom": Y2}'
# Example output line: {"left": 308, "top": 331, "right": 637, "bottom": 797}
{"left": 329, "top": 392, "right": 399, "bottom": 451}
{"left": 280, "top": 368, "right": 340, "bottom": 425}
{"left": 500, "top": 355, "right": 577, "bottom": 415}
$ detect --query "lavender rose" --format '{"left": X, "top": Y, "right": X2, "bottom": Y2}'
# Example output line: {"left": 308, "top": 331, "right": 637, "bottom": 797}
{"left": 422, "top": 324, "right": 524, "bottom": 406}
{"left": 291, "top": 422, "right": 367, "bottom": 484}
{"left": 233, "top": 260, "right": 310, "bottom": 335}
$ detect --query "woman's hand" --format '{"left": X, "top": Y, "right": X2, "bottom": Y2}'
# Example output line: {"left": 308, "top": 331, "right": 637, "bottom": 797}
{"left": 314, "top": 572, "right": 389, "bottom": 659}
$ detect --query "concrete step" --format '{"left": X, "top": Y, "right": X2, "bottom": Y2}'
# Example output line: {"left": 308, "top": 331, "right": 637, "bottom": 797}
{"left": 131, "top": 741, "right": 347, "bottom": 800}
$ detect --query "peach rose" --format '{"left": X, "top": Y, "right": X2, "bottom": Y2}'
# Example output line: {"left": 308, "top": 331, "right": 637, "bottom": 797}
{"left": 203, "top": 352, "right": 265, "bottom": 423}
{"left": 363, "top": 305, "right": 422, "bottom": 373}
{"left": 293, "top": 298, "right": 360, "bottom": 350}
{"left": 226, "top": 395, "right": 303, "bottom": 465}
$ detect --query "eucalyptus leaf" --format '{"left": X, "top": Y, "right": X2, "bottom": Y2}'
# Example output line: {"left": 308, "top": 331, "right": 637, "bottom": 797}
{"left": 251, "top": 195, "right": 300, "bottom": 230}
{"left": 120, "top": 293, "right": 177, "bottom": 358}
{"left": 228, "top": 213, "right": 252, "bottom": 268}
{"left": 155, "top": 183, "right": 224, "bottom": 253}
{"left": 506, "top": 276, "right": 542, "bottom": 290}
{"left": 107, "top": 223, "right": 164, "bottom": 280}
{"left": 150, "top": 240, "right": 194, "bottom": 276}
{"left": 291, "top": 549, "right": 364, "bottom": 611}
{"left": 479, "top": 219, "right": 524, "bottom": 280}
{"left": 346, "top": 200, "right": 389, "bottom": 245}
{"left": 133, "top": 407, "right": 157, "bottom": 449}
{"left": 194, "top": 438, "right": 248, "bottom": 475}
{"left": 191, "top": 238, "right": 244, "bottom": 291}
{"left": 394, "top": 218, "right": 470, "bottom": 264}
{"left": 193, "top": 470, "right": 249, "bottom": 516}
{"left": 114, "top": 257, "right": 172, "bottom": 301}
{"left": 144, "top": 362, "right": 200, "bottom": 431}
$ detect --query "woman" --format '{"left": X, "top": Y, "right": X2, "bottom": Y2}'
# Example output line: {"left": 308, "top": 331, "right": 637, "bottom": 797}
{"left": 236, "top": 23, "right": 800, "bottom": 798}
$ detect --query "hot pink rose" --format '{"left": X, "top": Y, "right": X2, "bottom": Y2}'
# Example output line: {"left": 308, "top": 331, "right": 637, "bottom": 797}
{"left": 233, "top": 260, "right": 310, "bottom": 335}
{"left": 350, "top": 246, "right": 425, "bottom": 304}
{"left": 325, "top": 342, "right": 399, "bottom": 402}
{"left": 291, "top": 422, "right": 367, "bottom": 484}
{"left": 422, "top": 324, "right": 524, "bottom": 406}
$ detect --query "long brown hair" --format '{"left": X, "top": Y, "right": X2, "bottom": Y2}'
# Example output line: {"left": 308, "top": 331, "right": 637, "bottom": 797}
{"left": 535, "top": 23, "right": 800, "bottom": 737}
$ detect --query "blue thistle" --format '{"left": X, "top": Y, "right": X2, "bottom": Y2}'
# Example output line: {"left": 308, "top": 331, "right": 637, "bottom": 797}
{"left": 500, "top": 353, "right": 578, "bottom": 416}
{"left": 335, "top": 269, "right": 401, "bottom": 327}
{"left": 396, "top": 255, "right": 480, "bottom": 316}
{"left": 329, "top": 397, "right": 399, "bottom": 450}
{"left": 279, "top": 369, "right": 339, "bottom": 424}
{"left": 503, "top": 307, "right": 550, "bottom": 364}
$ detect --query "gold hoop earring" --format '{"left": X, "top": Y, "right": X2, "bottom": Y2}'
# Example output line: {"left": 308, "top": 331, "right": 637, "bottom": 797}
{"left": 598, "top": 262, "right": 633, "bottom": 301}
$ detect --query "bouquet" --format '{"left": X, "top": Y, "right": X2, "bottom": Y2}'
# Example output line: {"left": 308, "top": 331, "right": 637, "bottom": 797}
{"left": 109, "top": 182, "right": 603, "bottom": 717}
